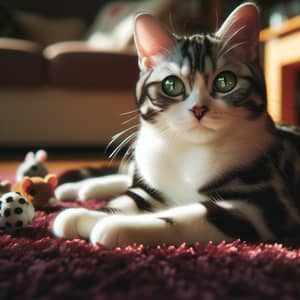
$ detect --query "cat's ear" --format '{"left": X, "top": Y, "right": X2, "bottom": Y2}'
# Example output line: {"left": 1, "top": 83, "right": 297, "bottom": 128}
{"left": 216, "top": 3, "right": 260, "bottom": 62}
{"left": 134, "top": 13, "right": 174, "bottom": 70}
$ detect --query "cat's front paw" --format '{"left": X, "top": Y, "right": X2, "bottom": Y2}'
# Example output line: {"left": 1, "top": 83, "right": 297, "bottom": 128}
{"left": 90, "top": 216, "right": 129, "bottom": 248}
{"left": 53, "top": 208, "right": 106, "bottom": 239}
{"left": 55, "top": 182, "right": 81, "bottom": 201}
{"left": 77, "top": 175, "right": 131, "bottom": 201}
{"left": 90, "top": 215, "right": 165, "bottom": 248}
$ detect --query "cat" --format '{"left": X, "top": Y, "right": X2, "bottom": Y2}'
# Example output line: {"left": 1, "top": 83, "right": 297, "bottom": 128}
{"left": 53, "top": 2, "right": 300, "bottom": 248}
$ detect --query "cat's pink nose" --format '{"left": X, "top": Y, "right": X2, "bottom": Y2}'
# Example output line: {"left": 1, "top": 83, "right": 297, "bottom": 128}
{"left": 190, "top": 105, "right": 208, "bottom": 121}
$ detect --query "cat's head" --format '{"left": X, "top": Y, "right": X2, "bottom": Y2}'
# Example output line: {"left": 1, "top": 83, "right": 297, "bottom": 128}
{"left": 134, "top": 3, "right": 267, "bottom": 145}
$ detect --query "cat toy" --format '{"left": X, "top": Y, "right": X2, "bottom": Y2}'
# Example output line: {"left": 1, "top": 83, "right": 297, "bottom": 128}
{"left": 16, "top": 149, "right": 49, "bottom": 182}
{"left": 0, "top": 174, "right": 58, "bottom": 231}
{"left": 13, "top": 174, "right": 58, "bottom": 207}
{"left": 0, "top": 192, "right": 35, "bottom": 230}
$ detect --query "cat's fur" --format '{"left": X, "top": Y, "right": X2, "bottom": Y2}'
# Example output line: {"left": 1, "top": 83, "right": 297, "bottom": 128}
{"left": 53, "top": 3, "right": 300, "bottom": 248}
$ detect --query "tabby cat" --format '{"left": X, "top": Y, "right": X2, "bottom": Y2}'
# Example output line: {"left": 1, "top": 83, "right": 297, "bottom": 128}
{"left": 53, "top": 3, "right": 300, "bottom": 248}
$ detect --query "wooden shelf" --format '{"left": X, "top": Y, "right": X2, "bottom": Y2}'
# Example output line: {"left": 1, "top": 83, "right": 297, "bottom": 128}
{"left": 260, "top": 15, "right": 300, "bottom": 42}
{"left": 261, "top": 15, "right": 300, "bottom": 124}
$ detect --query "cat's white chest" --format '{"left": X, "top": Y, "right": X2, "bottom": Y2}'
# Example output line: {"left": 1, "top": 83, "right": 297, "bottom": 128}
{"left": 135, "top": 127, "right": 219, "bottom": 205}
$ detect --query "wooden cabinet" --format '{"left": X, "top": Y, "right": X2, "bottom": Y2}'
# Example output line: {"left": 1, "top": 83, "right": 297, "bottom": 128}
{"left": 260, "top": 16, "right": 300, "bottom": 124}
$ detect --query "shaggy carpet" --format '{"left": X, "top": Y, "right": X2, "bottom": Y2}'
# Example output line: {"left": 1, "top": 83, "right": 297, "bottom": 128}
{"left": 1, "top": 170, "right": 300, "bottom": 300}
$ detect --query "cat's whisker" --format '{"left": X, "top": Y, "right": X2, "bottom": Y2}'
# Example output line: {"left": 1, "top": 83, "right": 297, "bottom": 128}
{"left": 105, "top": 125, "right": 138, "bottom": 153}
{"left": 213, "top": 6, "right": 221, "bottom": 32}
{"left": 108, "top": 132, "right": 135, "bottom": 159}
{"left": 109, "top": 132, "right": 137, "bottom": 161}
{"left": 122, "top": 115, "right": 139, "bottom": 125}
{"left": 120, "top": 142, "right": 136, "bottom": 169}
{"left": 168, "top": 12, "right": 178, "bottom": 37}
{"left": 119, "top": 135, "right": 137, "bottom": 166}
{"left": 120, "top": 109, "right": 139, "bottom": 116}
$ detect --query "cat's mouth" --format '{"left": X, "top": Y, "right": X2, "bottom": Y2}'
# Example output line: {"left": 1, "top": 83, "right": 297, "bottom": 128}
{"left": 190, "top": 105, "right": 209, "bottom": 121}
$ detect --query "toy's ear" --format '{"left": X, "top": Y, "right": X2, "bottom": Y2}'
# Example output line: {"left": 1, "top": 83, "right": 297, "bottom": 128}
{"left": 22, "top": 177, "right": 33, "bottom": 193}
{"left": 0, "top": 180, "right": 11, "bottom": 187}
{"left": 0, "top": 180, "right": 11, "bottom": 192}
{"left": 25, "top": 152, "right": 34, "bottom": 162}
{"left": 45, "top": 174, "right": 58, "bottom": 188}
{"left": 215, "top": 3, "right": 260, "bottom": 62}
{"left": 134, "top": 13, "right": 174, "bottom": 70}
{"left": 35, "top": 149, "right": 47, "bottom": 163}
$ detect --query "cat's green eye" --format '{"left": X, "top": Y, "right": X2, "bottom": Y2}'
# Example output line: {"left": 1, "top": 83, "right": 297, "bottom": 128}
{"left": 162, "top": 76, "right": 185, "bottom": 97}
{"left": 213, "top": 71, "right": 237, "bottom": 93}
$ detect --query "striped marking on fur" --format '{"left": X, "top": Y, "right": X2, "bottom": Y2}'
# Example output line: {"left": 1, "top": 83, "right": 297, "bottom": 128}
{"left": 202, "top": 200, "right": 260, "bottom": 242}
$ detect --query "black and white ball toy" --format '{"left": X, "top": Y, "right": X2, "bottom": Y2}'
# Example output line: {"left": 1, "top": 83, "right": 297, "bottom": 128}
{"left": 0, "top": 192, "right": 35, "bottom": 230}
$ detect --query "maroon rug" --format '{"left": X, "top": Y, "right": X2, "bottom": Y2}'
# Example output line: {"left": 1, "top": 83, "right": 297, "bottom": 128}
{"left": 1, "top": 170, "right": 300, "bottom": 300}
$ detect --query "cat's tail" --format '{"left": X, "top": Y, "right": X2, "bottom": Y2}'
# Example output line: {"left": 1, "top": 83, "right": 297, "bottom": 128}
{"left": 57, "top": 165, "right": 120, "bottom": 185}
{"left": 55, "top": 163, "right": 133, "bottom": 202}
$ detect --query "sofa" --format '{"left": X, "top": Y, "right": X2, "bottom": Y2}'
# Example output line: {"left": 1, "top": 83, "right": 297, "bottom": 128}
{"left": 0, "top": 0, "right": 141, "bottom": 148}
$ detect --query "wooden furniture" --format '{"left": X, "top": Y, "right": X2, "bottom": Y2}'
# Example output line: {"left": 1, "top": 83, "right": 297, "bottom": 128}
{"left": 173, "top": 0, "right": 224, "bottom": 33}
{"left": 260, "top": 16, "right": 300, "bottom": 124}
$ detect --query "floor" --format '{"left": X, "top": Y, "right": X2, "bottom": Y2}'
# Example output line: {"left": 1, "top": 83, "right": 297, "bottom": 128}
{"left": 0, "top": 160, "right": 104, "bottom": 173}
{"left": 0, "top": 147, "right": 114, "bottom": 175}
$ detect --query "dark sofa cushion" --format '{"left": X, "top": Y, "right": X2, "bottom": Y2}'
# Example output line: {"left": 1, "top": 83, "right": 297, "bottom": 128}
{"left": 44, "top": 42, "right": 138, "bottom": 90}
{"left": 0, "top": 38, "right": 45, "bottom": 85}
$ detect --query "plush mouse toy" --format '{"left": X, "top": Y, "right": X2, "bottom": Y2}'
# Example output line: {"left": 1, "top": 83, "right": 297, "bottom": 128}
{"left": 0, "top": 192, "right": 35, "bottom": 230}
{"left": 13, "top": 174, "right": 58, "bottom": 207}
{"left": 16, "top": 150, "right": 49, "bottom": 182}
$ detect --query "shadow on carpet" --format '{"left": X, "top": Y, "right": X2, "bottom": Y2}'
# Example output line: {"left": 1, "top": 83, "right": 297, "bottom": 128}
{"left": 0, "top": 198, "right": 300, "bottom": 300}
